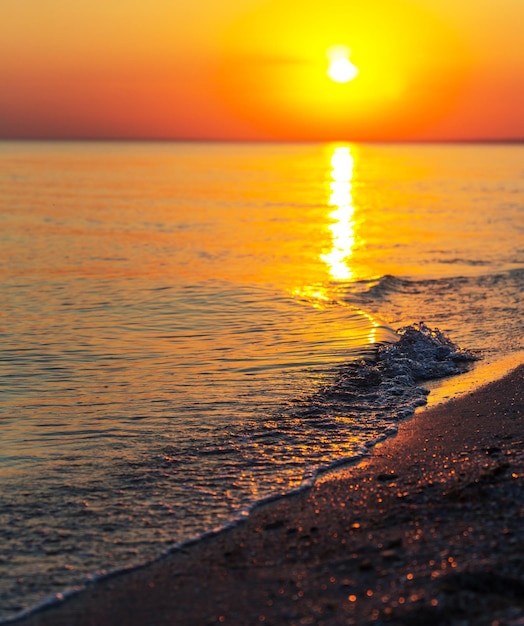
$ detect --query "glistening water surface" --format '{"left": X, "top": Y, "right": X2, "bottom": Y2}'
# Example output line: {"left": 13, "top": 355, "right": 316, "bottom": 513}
{"left": 0, "top": 142, "right": 522, "bottom": 620}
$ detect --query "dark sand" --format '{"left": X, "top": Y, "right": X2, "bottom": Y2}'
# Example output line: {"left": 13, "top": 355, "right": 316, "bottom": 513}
{"left": 18, "top": 365, "right": 524, "bottom": 626}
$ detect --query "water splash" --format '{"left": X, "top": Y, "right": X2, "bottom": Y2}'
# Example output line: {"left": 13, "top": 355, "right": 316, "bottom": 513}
{"left": 315, "top": 322, "right": 480, "bottom": 426}
{"left": 378, "top": 322, "right": 480, "bottom": 381}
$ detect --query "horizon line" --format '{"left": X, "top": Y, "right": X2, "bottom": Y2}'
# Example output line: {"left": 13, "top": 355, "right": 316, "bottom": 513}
{"left": 0, "top": 137, "right": 523, "bottom": 144}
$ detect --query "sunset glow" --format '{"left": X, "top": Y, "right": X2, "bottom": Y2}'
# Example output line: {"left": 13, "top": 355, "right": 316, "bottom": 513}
{"left": 217, "top": 0, "right": 475, "bottom": 140}
{"left": 0, "top": 0, "right": 522, "bottom": 140}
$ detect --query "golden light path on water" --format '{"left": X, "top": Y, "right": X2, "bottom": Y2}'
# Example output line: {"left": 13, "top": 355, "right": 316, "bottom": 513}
{"left": 322, "top": 146, "right": 356, "bottom": 281}
{"left": 294, "top": 144, "right": 380, "bottom": 345}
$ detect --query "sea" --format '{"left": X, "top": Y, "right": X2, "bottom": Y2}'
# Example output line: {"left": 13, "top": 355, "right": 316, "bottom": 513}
{"left": 0, "top": 141, "right": 522, "bottom": 621}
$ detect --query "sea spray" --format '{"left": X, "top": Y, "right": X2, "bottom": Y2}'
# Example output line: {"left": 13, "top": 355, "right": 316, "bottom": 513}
{"left": 378, "top": 322, "right": 480, "bottom": 380}
{"left": 308, "top": 322, "right": 480, "bottom": 426}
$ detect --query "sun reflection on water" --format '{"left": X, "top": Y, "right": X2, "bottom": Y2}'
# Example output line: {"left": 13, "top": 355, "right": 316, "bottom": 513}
{"left": 292, "top": 145, "right": 381, "bottom": 344}
{"left": 321, "top": 146, "right": 356, "bottom": 281}
{"left": 292, "top": 144, "right": 359, "bottom": 307}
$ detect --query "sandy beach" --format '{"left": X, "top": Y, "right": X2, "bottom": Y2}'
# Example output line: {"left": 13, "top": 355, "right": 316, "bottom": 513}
{"left": 16, "top": 364, "right": 524, "bottom": 626}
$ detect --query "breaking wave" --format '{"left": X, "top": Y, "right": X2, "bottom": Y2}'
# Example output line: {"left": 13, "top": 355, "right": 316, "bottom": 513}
{"left": 339, "top": 269, "right": 524, "bottom": 355}
{"left": 304, "top": 322, "right": 480, "bottom": 432}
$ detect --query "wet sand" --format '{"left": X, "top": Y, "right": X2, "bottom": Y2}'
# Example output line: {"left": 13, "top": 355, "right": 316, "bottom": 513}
{"left": 18, "top": 364, "right": 524, "bottom": 626}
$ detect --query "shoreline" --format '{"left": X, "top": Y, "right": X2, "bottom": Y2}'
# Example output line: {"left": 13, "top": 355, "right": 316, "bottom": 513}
{"left": 15, "top": 362, "right": 524, "bottom": 625}
{"left": 420, "top": 351, "right": 524, "bottom": 410}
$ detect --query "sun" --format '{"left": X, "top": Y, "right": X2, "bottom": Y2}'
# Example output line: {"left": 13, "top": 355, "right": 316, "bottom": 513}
{"left": 219, "top": 0, "right": 469, "bottom": 140}
{"left": 328, "top": 58, "right": 359, "bottom": 83}
{"left": 326, "top": 45, "right": 359, "bottom": 83}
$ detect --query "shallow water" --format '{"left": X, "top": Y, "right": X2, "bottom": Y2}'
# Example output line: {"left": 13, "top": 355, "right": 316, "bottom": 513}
{"left": 0, "top": 141, "right": 522, "bottom": 620}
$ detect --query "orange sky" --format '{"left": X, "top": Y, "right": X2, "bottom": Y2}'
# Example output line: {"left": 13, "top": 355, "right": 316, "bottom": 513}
{"left": 1, "top": 0, "right": 523, "bottom": 141}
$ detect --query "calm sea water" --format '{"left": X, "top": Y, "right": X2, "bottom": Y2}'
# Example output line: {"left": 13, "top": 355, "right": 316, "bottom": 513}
{"left": 0, "top": 141, "right": 522, "bottom": 620}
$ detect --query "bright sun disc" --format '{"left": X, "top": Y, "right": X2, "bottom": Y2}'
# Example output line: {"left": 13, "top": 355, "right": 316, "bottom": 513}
{"left": 328, "top": 57, "right": 359, "bottom": 83}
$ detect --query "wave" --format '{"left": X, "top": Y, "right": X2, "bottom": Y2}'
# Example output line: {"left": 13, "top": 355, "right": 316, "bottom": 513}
{"left": 347, "top": 267, "right": 524, "bottom": 302}
{"left": 338, "top": 268, "right": 523, "bottom": 356}
{"left": 346, "top": 274, "right": 411, "bottom": 300}
{"left": 308, "top": 322, "right": 479, "bottom": 427}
